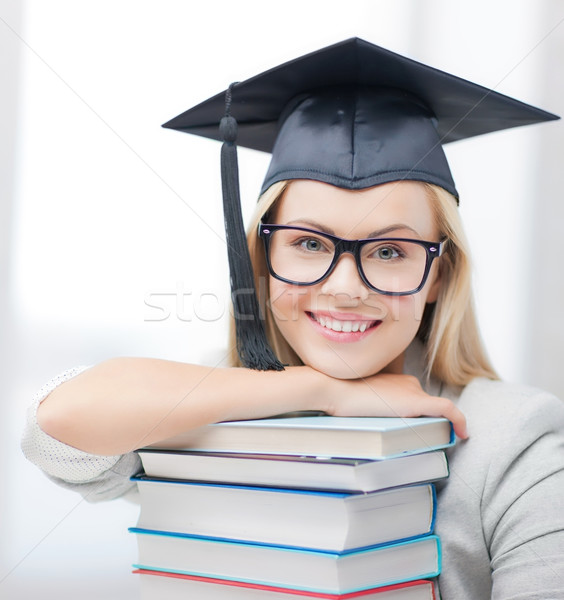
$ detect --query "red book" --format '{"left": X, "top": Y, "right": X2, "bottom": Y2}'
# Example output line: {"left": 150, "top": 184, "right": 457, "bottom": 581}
{"left": 133, "top": 569, "right": 436, "bottom": 599}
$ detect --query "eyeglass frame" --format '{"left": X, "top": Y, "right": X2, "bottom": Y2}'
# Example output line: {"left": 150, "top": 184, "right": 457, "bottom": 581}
{"left": 258, "top": 223, "right": 446, "bottom": 296}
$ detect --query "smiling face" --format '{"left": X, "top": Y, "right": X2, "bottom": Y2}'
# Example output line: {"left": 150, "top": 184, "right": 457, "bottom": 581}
{"left": 267, "top": 180, "right": 442, "bottom": 379}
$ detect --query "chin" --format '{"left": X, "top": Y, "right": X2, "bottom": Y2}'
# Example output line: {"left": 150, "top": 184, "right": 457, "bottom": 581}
{"left": 305, "top": 355, "right": 383, "bottom": 380}
{"left": 297, "top": 343, "right": 406, "bottom": 380}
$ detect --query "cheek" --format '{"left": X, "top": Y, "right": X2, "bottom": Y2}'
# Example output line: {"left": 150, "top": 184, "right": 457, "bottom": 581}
{"left": 392, "top": 294, "right": 428, "bottom": 322}
{"left": 383, "top": 263, "right": 441, "bottom": 322}
{"left": 363, "top": 293, "right": 427, "bottom": 324}
{"left": 268, "top": 279, "right": 309, "bottom": 324}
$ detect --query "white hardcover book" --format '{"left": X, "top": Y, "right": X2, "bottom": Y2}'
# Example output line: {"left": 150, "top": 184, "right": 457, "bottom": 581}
{"left": 136, "top": 449, "right": 449, "bottom": 492}
{"left": 131, "top": 530, "right": 441, "bottom": 595}
{"left": 149, "top": 416, "right": 454, "bottom": 460}
{"left": 133, "top": 478, "right": 436, "bottom": 551}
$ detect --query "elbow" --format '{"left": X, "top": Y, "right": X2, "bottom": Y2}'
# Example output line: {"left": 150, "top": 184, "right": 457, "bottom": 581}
{"left": 35, "top": 359, "right": 136, "bottom": 455}
{"left": 36, "top": 389, "right": 81, "bottom": 446}
{"left": 37, "top": 393, "right": 125, "bottom": 456}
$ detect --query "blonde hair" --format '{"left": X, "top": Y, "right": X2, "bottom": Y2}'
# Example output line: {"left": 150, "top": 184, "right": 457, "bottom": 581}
{"left": 229, "top": 180, "right": 498, "bottom": 386}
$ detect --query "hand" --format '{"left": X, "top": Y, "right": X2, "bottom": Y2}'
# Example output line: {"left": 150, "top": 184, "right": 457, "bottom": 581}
{"left": 323, "top": 372, "right": 468, "bottom": 439}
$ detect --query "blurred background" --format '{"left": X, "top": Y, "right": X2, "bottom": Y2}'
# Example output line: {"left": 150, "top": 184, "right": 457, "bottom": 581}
{"left": 2, "top": 1, "right": 563, "bottom": 598}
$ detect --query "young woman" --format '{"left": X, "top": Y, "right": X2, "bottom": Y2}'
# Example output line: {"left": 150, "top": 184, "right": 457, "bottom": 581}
{"left": 22, "top": 39, "right": 564, "bottom": 598}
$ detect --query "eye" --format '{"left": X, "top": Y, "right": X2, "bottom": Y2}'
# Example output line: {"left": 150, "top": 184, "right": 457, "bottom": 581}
{"left": 375, "top": 246, "right": 400, "bottom": 260}
{"left": 291, "top": 235, "right": 331, "bottom": 254}
{"left": 301, "top": 238, "right": 324, "bottom": 252}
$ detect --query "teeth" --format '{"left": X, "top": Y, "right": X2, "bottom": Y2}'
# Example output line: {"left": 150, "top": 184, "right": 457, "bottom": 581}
{"left": 314, "top": 315, "right": 372, "bottom": 333}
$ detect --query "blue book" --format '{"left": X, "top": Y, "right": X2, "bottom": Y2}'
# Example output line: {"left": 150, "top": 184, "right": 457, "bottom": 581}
{"left": 132, "top": 476, "right": 437, "bottom": 552}
{"left": 130, "top": 529, "right": 441, "bottom": 595}
{"left": 146, "top": 415, "right": 454, "bottom": 460}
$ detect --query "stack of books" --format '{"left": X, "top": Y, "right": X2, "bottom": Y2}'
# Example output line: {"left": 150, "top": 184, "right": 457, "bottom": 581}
{"left": 129, "top": 415, "right": 454, "bottom": 599}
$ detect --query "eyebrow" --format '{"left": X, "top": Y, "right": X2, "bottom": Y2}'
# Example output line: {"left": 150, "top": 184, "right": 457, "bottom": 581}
{"left": 284, "top": 219, "right": 423, "bottom": 239}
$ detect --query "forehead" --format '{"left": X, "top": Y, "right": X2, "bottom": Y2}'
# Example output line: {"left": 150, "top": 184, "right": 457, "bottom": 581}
{"left": 274, "top": 180, "right": 438, "bottom": 239}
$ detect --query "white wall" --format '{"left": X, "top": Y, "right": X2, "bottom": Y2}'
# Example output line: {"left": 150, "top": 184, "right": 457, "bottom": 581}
{"left": 2, "top": 1, "right": 562, "bottom": 597}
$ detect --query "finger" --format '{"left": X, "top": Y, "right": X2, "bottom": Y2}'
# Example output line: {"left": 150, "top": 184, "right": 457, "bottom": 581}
{"left": 415, "top": 396, "right": 468, "bottom": 440}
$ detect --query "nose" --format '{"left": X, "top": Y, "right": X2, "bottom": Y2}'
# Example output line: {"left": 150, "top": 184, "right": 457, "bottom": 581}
{"left": 319, "top": 253, "right": 370, "bottom": 300}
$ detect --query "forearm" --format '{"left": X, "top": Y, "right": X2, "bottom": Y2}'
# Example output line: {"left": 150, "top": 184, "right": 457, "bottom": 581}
{"left": 37, "top": 357, "right": 327, "bottom": 456}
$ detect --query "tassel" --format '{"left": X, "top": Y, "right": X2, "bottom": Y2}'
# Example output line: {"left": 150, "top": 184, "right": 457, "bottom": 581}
{"left": 220, "top": 84, "right": 285, "bottom": 371}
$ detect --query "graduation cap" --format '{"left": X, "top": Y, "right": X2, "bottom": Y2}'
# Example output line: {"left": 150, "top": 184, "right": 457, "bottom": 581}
{"left": 164, "top": 38, "right": 558, "bottom": 371}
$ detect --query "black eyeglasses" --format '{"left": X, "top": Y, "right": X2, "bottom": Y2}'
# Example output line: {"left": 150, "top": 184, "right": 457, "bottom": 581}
{"left": 259, "top": 224, "right": 445, "bottom": 296}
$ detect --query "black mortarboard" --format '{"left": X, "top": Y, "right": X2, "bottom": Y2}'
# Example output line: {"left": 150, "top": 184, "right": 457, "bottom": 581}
{"left": 164, "top": 38, "right": 558, "bottom": 371}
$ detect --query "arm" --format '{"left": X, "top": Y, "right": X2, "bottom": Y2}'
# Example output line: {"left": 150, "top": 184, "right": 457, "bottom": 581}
{"left": 37, "top": 357, "right": 467, "bottom": 456}
{"left": 455, "top": 383, "right": 564, "bottom": 599}
{"left": 486, "top": 394, "right": 564, "bottom": 598}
